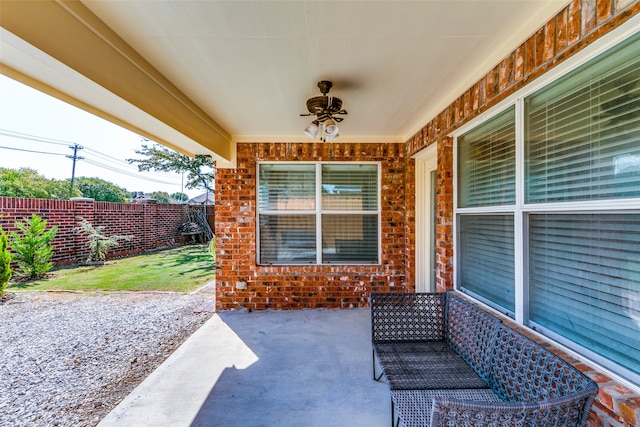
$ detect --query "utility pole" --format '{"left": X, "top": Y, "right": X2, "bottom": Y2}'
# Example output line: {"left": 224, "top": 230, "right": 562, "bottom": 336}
{"left": 67, "top": 143, "right": 84, "bottom": 198}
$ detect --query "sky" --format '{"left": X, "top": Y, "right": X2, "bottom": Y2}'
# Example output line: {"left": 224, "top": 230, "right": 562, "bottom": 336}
{"left": 0, "top": 74, "right": 202, "bottom": 199}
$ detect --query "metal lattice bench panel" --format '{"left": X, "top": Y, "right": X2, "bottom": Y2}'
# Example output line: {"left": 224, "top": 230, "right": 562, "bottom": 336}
{"left": 445, "top": 293, "right": 502, "bottom": 383}
{"left": 430, "top": 390, "right": 598, "bottom": 427}
{"left": 488, "top": 324, "right": 599, "bottom": 427}
{"left": 374, "top": 342, "right": 489, "bottom": 390}
{"left": 392, "top": 389, "right": 502, "bottom": 427}
{"left": 371, "top": 293, "right": 446, "bottom": 342}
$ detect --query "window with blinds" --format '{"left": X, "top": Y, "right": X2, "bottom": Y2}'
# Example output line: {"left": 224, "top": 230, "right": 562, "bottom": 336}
{"left": 458, "top": 214, "right": 515, "bottom": 313}
{"left": 458, "top": 106, "right": 516, "bottom": 208}
{"left": 529, "top": 214, "right": 640, "bottom": 379}
{"left": 257, "top": 163, "right": 379, "bottom": 265}
{"left": 525, "top": 32, "right": 640, "bottom": 203}
{"left": 455, "top": 29, "right": 640, "bottom": 384}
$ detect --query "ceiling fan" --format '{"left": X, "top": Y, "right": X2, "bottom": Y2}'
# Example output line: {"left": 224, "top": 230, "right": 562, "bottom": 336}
{"left": 300, "top": 81, "right": 347, "bottom": 141}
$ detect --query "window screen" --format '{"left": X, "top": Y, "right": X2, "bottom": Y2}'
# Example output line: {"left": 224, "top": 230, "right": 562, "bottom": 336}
{"left": 458, "top": 214, "right": 515, "bottom": 313}
{"left": 525, "top": 32, "right": 640, "bottom": 203}
{"left": 529, "top": 214, "right": 640, "bottom": 379}
{"left": 458, "top": 106, "right": 516, "bottom": 208}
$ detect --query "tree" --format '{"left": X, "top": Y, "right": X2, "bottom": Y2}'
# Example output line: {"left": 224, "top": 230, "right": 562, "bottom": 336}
{"left": 171, "top": 192, "right": 189, "bottom": 202}
{"left": 76, "top": 218, "right": 133, "bottom": 262}
{"left": 72, "top": 177, "right": 130, "bottom": 203}
{"left": 150, "top": 191, "right": 171, "bottom": 204}
{"left": 9, "top": 214, "right": 58, "bottom": 279}
{"left": 0, "top": 168, "right": 80, "bottom": 199}
{"left": 127, "top": 143, "right": 215, "bottom": 192}
{"left": 0, "top": 227, "right": 12, "bottom": 294}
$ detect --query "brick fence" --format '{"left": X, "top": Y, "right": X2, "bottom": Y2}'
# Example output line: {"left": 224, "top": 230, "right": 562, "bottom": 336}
{"left": 0, "top": 197, "right": 189, "bottom": 266}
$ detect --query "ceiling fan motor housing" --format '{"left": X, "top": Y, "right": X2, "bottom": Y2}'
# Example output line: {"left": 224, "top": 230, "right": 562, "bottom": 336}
{"left": 306, "top": 96, "right": 344, "bottom": 119}
{"left": 301, "top": 80, "right": 347, "bottom": 131}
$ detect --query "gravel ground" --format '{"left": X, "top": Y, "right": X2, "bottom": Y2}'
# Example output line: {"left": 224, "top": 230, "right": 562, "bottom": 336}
{"left": 0, "top": 291, "right": 215, "bottom": 427}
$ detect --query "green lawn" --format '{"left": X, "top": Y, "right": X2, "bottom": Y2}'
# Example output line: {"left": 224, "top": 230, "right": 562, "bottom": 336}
{"left": 9, "top": 245, "right": 215, "bottom": 292}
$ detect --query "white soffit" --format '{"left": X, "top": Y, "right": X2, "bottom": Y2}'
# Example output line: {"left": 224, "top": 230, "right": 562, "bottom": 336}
{"left": 3, "top": 0, "right": 569, "bottom": 147}
{"left": 83, "top": 0, "right": 567, "bottom": 143}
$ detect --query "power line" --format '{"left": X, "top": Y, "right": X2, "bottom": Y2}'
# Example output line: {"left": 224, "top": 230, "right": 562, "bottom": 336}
{"left": 0, "top": 129, "right": 74, "bottom": 146}
{"left": 0, "top": 128, "right": 184, "bottom": 187}
{"left": 83, "top": 147, "right": 177, "bottom": 179}
{"left": 0, "top": 145, "right": 67, "bottom": 156}
{"left": 82, "top": 158, "right": 179, "bottom": 185}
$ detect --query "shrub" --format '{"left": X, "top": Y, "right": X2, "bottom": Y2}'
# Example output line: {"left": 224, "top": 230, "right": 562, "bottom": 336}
{"left": 10, "top": 214, "right": 58, "bottom": 279}
{"left": 0, "top": 227, "right": 12, "bottom": 294}
{"left": 77, "top": 218, "right": 133, "bottom": 262}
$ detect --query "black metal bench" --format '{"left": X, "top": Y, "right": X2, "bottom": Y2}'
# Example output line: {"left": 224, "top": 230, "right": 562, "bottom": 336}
{"left": 371, "top": 292, "right": 598, "bottom": 427}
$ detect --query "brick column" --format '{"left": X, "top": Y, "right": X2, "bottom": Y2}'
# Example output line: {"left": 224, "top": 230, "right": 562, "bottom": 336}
{"left": 142, "top": 200, "right": 158, "bottom": 251}
{"left": 72, "top": 198, "right": 95, "bottom": 264}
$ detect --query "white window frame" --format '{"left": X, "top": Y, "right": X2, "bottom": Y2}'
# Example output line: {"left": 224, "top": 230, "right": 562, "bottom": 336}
{"left": 452, "top": 15, "right": 640, "bottom": 390}
{"left": 256, "top": 161, "right": 382, "bottom": 265}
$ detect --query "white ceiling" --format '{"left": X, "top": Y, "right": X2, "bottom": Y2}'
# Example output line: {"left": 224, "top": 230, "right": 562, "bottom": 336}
{"left": 80, "top": 0, "right": 568, "bottom": 144}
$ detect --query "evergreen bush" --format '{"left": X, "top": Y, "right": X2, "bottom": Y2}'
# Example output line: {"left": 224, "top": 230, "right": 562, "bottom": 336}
{"left": 0, "top": 227, "right": 12, "bottom": 294}
{"left": 10, "top": 214, "right": 58, "bottom": 279}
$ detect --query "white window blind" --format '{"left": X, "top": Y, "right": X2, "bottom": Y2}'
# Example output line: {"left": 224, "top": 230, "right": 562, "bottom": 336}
{"left": 455, "top": 29, "right": 640, "bottom": 385}
{"left": 525, "top": 32, "right": 640, "bottom": 203}
{"left": 321, "top": 164, "right": 378, "bottom": 263}
{"left": 458, "top": 106, "right": 516, "bottom": 208}
{"left": 529, "top": 214, "right": 640, "bottom": 381}
{"left": 258, "top": 164, "right": 316, "bottom": 211}
{"left": 458, "top": 214, "right": 515, "bottom": 313}
{"left": 258, "top": 163, "right": 379, "bottom": 265}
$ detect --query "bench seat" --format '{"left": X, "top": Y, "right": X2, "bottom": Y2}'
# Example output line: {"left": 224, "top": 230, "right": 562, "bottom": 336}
{"left": 371, "top": 292, "right": 599, "bottom": 427}
{"left": 374, "top": 342, "right": 488, "bottom": 390}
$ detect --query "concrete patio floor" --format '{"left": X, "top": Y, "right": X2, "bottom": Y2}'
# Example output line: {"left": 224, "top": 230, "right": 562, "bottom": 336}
{"left": 98, "top": 308, "right": 390, "bottom": 427}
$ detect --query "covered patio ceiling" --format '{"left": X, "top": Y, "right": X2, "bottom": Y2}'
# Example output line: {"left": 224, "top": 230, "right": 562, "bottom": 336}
{"left": 0, "top": 0, "right": 567, "bottom": 168}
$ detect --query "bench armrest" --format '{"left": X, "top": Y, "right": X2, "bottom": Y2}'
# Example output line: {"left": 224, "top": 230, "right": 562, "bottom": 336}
{"left": 430, "top": 387, "right": 598, "bottom": 427}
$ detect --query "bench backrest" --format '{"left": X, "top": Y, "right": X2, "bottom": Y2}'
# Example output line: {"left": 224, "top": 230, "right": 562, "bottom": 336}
{"left": 445, "top": 293, "right": 502, "bottom": 383}
{"left": 488, "top": 324, "right": 598, "bottom": 403}
{"left": 371, "top": 293, "right": 446, "bottom": 342}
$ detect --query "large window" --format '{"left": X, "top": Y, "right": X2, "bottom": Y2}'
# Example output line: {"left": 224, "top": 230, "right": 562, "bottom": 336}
{"left": 455, "top": 30, "right": 640, "bottom": 385}
{"left": 257, "top": 163, "right": 379, "bottom": 265}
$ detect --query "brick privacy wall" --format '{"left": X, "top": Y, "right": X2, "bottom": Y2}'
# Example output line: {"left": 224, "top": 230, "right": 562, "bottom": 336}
{"left": 403, "top": 1, "right": 640, "bottom": 425}
{"left": 215, "top": 142, "right": 407, "bottom": 310}
{"left": 0, "top": 197, "right": 188, "bottom": 265}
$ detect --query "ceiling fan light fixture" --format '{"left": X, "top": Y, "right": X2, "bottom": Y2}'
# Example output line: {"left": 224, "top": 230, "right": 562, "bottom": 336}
{"left": 325, "top": 132, "right": 339, "bottom": 142}
{"left": 323, "top": 118, "right": 339, "bottom": 137}
{"left": 304, "top": 121, "right": 319, "bottom": 139}
{"left": 300, "top": 81, "right": 348, "bottom": 141}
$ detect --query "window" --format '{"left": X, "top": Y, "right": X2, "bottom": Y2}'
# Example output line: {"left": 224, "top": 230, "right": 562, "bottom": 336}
{"left": 456, "top": 107, "right": 516, "bottom": 313}
{"left": 258, "top": 163, "right": 379, "bottom": 265}
{"left": 455, "top": 30, "right": 640, "bottom": 385}
{"left": 458, "top": 106, "right": 516, "bottom": 208}
{"left": 458, "top": 214, "right": 515, "bottom": 312}
{"left": 529, "top": 214, "right": 640, "bottom": 379}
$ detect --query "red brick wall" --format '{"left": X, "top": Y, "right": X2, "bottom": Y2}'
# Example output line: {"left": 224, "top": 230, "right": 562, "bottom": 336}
{"left": 215, "top": 142, "right": 407, "bottom": 310}
{"left": 404, "top": 1, "right": 640, "bottom": 425}
{"left": 0, "top": 197, "right": 188, "bottom": 265}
